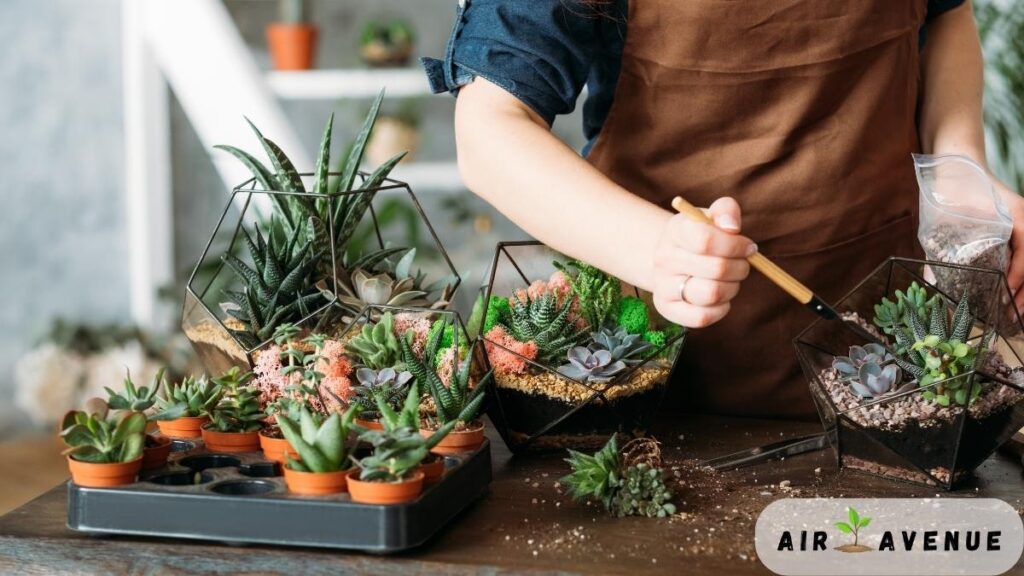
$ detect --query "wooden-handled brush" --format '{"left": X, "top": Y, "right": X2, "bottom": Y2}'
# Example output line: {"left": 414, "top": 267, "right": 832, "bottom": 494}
{"left": 671, "top": 196, "right": 839, "bottom": 320}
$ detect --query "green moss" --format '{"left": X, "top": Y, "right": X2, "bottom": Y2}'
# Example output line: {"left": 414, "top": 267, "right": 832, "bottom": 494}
{"left": 483, "top": 296, "right": 510, "bottom": 334}
{"left": 617, "top": 296, "right": 649, "bottom": 335}
{"left": 663, "top": 323, "right": 683, "bottom": 341}
{"left": 643, "top": 330, "right": 666, "bottom": 349}
{"left": 427, "top": 320, "right": 456, "bottom": 350}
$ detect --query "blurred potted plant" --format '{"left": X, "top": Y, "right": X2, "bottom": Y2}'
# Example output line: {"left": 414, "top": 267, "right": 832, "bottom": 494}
{"left": 366, "top": 100, "right": 420, "bottom": 167}
{"left": 267, "top": 0, "right": 317, "bottom": 71}
{"left": 152, "top": 376, "right": 223, "bottom": 439}
{"left": 60, "top": 398, "right": 147, "bottom": 488}
{"left": 104, "top": 368, "right": 173, "bottom": 470}
{"left": 359, "top": 19, "right": 414, "bottom": 68}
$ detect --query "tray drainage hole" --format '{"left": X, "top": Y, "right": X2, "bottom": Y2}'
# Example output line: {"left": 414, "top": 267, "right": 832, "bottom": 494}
{"left": 170, "top": 440, "right": 195, "bottom": 453}
{"left": 239, "top": 462, "right": 281, "bottom": 478}
{"left": 149, "top": 471, "right": 213, "bottom": 486}
{"left": 179, "top": 454, "right": 240, "bottom": 471}
{"left": 211, "top": 480, "right": 276, "bottom": 496}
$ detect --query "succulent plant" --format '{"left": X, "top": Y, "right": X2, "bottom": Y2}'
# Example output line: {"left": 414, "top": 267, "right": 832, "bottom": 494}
{"left": 833, "top": 344, "right": 908, "bottom": 400}
{"left": 220, "top": 219, "right": 326, "bottom": 350}
{"left": 503, "top": 291, "right": 588, "bottom": 365}
{"left": 60, "top": 399, "right": 147, "bottom": 464}
{"left": 153, "top": 376, "right": 223, "bottom": 421}
{"left": 872, "top": 281, "right": 940, "bottom": 336}
{"left": 560, "top": 435, "right": 675, "bottom": 518}
{"left": 105, "top": 368, "right": 164, "bottom": 412}
{"left": 400, "top": 322, "right": 489, "bottom": 426}
{"left": 355, "top": 424, "right": 447, "bottom": 482}
{"left": 278, "top": 405, "right": 360, "bottom": 473}
{"left": 337, "top": 249, "right": 453, "bottom": 315}
{"left": 554, "top": 260, "right": 621, "bottom": 329}
{"left": 557, "top": 346, "right": 627, "bottom": 383}
{"left": 345, "top": 312, "right": 405, "bottom": 370}
{"left": 351, "top": 367, "right": 413, "bottom": 416}
{"left": 207, "top": 374, "right": 264, "bottom": 434}
{"left": 591, "top": 324, "right": 652, "bottom": 365}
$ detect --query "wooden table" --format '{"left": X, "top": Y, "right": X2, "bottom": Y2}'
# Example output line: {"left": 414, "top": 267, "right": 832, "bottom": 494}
{"left": 2, "top": 415, "right": 1024, "bottom": 575}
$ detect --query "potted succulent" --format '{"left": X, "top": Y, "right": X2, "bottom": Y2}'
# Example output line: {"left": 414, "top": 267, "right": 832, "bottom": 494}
{"left": 184, "top": 93, "right": 459, "bottom": 375}
{"left": 345, "top": 311, "right": 413, "bottom": 429}
{"left": 278, "top": 405, "right": 361, "bottom": 495}
{"left": 60, "top": 398, "right": 147, "bottom": 488}
{"left": 478, "top": 242, "right": 686, "bottom": 452}
{"left": 201, "top": 368, "right": 264, "bottom": 453}
{"left": 358, "top": 19, "right": 414, "bottom": 68}
{"left": 399, "top": 319, "right": 490, "bottom": 455}
{"left": 104, "top": 368, "right": 172, "bottom": 470}
{"left": 266, "top": 0, "right": 316, "bottom": 71}
{"left": 348, "top": 419, "right": 451, "bottom": 505}
{"left": 374, "top": 383, "right": 451, "bottom": 482}
{"left": 795, "top": 258, "right": 1024, "bottom": 488}
{"left": 153, "top": 376, "right": 223, "bottom": 439}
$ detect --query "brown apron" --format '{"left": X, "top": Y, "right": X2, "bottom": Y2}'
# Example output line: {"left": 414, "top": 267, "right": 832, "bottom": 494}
{"left": 588, "top": 0, "right": 926, "bottom": 419}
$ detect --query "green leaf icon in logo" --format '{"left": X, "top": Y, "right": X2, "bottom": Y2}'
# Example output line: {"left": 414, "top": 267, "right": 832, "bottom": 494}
{"left": 835, "top": 507, "right": 873, "bottom": 553}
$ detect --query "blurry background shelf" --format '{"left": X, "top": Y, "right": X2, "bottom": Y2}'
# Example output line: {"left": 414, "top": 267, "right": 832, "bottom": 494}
{"left": 267, "top": 68, "right": 433, "bottom": 100}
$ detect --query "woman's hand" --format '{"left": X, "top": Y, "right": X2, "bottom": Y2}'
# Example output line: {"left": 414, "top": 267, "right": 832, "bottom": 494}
{"left": 652, "top": 197, "right": 756, "bottom": 328}
{"left": 995, "top": 181, "right": 1024, "bottom": 311}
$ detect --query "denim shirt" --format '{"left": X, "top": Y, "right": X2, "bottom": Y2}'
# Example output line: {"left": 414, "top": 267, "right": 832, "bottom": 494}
{"left": 423, "top": 0, "right": 966, "bottom": 156}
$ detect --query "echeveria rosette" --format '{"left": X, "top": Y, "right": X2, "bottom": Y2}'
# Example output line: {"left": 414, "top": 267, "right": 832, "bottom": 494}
{"left": 351, "top": 366, "right": 413, "bottom": 415}
{"left": 557, "top": 347, "right": 627, "bottom": 383}
{"left": 832, "top": 343, "right": 910, "bottom": 400}
{"left": 590, "top": 324, "right": 652, "bottom": 366}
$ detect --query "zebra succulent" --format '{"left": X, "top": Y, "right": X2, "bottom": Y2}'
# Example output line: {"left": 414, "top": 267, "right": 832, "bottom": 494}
{"left": 902, "top": 295, "right": 982, "bottom": 406}
{"left": 591, "top": 324, "right": 652, "bottom": 366}
{"left": 502, "top": 292, "right": 587, "bottom": 365}
{"left": 399, "top": 320, "right": 489, "bottom": 426}
{"left": 345, "top": 312, "right": 404, "bottom": 370}
{"left": 557, "top": 346, "right": 627, "bottom": 383}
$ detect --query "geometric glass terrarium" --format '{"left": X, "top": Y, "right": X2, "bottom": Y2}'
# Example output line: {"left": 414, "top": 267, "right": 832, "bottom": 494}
{"left": 794, "top": 257, "right": 1024, "bottom": 489}
{"left": 183, "top": 173, "right": 460, "bottom": 375}
{"left": 479, "top": 241, "right": 685, "bottom": 453}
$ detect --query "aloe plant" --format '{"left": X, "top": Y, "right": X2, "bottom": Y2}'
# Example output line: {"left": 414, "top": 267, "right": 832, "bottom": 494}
{"left": 399, "top": 318, "right": 488, "bottom": 426}
{"left": 60, "top": 399, "right": 147, "bottom": 464}
{"left": 278, "top": 405, "right": 360, "bottom": 473}
{"left": 153, "top": 376, "right": 223, "bottom": 421}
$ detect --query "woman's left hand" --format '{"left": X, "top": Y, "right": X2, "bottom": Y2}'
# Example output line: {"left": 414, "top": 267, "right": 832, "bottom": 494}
{"left": 995, "top": 180, "right": 1024, "bottom": 311}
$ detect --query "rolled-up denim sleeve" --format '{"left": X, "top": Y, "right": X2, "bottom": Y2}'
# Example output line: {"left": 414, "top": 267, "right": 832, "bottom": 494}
{"left": 422, "top": 0, "right": 600, "bottom": 125}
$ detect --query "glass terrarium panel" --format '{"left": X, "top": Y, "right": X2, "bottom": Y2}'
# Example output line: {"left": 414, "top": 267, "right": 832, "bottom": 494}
{"left": 481, "top": 241, "right": 685, "bottom": 452}
{"left": 182, "top": 174, "right": 461, "bottom": 374}
{"left": 182, "top": 290, "right": 248, "bottom": 375}
{"left": 795, "top": 257, "right": 1024, "bottom": 489}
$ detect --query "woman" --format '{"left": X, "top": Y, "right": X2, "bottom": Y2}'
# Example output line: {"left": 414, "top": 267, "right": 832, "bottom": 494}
{"left": 423, "top": 0, "right": 1024, "bottom": 418}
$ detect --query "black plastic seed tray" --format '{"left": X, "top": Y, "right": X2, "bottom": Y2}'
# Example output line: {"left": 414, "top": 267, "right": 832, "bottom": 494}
{"left": 66, "top": 438, "right": 492, "bottom": 553}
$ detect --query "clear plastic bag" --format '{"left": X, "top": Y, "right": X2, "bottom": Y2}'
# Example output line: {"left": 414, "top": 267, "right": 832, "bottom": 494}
{"left": 915, "top": 153, "right": 1014, "bottom": 329}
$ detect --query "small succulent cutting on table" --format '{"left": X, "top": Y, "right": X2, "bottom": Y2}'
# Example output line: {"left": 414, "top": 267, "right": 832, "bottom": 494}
{"left": 560, "top": 435, "right": 676, "bottom": 518}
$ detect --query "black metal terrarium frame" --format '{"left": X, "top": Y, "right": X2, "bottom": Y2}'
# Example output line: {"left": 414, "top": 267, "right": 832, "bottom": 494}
{"left": 183, "top": 172, "right": 462, "bottom": 375}
{"left": 794, "top": 257, "right": 1024, "bottom": 489}
{"left": 480, "top": 241, "right": 686, "bottom": 453}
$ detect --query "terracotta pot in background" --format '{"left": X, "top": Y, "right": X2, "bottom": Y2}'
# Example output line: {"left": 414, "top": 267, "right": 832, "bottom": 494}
{"left": 355, "top": 417, "right": 384, "bottom": 431}
{"left": 141, "top": 435, "right": 172, "bottom": 470}
{"left": 418, "top": 453, "right": 445, "bottom": 483}
{"left": 201, "top": 427, "right": 261, "bottom": 453}
{"left": 67, "top": 456, "right": 142, "bottom": 488}
{"left": 347, "top": 470, "right": 424, "bottom": 505}
{"left": 424, "top": 421, "right": 485, "bottom": 455}
{"left": 266, "top": 23, "right": 317, "bottom": 71}
{"left": 259, "top": 430, "right": 298, "bottom": 464}
{"left": 283, "top": 466, "right": 349, "bottom": 495}
{"left": 156, "top": 416, "right": 209, "bottom": 439}
{"left": 365, "top": 117, "right": 418, "bottom": 167}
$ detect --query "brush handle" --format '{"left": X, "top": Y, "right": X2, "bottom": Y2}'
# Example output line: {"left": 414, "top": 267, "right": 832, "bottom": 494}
{"left": 670, "top": 196, "right": 820, "bottom": 308}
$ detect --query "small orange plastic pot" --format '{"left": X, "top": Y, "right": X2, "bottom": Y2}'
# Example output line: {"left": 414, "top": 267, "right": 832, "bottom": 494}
{"left": 259, "top": 430, "right": 298, "bottom": 464}
{"left": 67, "top": 456, "right": 143, "bottom": 488}
{"left": 156, "top": 416, "right": 208, "bottom": 439}
{"left": 142, "top": 435, "right": 172, "bottom": 470}
{"left": 201, "top": 427, "right": 261, "bottom": 453}
{"left": 424, "top": 421, "right": 485, "bottom": 455}
{"left": 283, "top": 466, "right": 349, "bottom": 495}
{"left": 418, "top": 454, "right": 445, "bottom": 483}
{"left": 347, "top": 470, "right": 424, "bottom": 505}
{"left": 355, "top": 417, "right": 384, "bottom": 431}
{"left": 266, "top": 23, "right": 317, "bottom": 70}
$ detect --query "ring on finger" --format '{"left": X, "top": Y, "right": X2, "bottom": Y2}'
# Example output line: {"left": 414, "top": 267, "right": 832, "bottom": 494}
{"left": 677, "top": 275, "right": 691, "bottom": 303}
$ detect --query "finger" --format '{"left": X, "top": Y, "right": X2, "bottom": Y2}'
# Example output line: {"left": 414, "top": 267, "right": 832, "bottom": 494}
{"left": 657, "top": 251, "right": 750, "bottom": 281}
{"left": 1007, "top": 234, "right": 1024, "bottom": 297}
{"left": 653, "top": 294, "right": 731, "bottom": 328}
{"left": 682, "top": 278, "right": 742, "bottom": 307}
{"left": 706, "top": 196, "right": 743, "bottom": 233}
{"left": 668, "top": 215, "right": 758, "bottom": 258}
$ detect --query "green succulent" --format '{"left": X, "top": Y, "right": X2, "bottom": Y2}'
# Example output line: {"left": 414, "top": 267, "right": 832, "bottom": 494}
{"left": 60, "top": 399, "right": 147, "bottom": 464}
{"left": 345, "top": 311, "right": 404, "bottom": 370}
{"left": 153, "top": 376, "right": 223, "bottom": 421}
{"left": 554, "top": 260, "right": 621, "bottom": 329}
{"left": 356, "top": 423, "right": 451, "bottom": 482}
{"left": 502, "top": 291, "right": 588, "bottom": 365}
{"left": 591, "top": 324, "right": 652, "bottom": 365}
{"left": 105, "top": 368, "right": 164, "bottom": 412}
{"left": 278, "top": 405, "right": 361, "bottom": 473}
{"left": 207, "top": 373, "right": 264, "bottom": 433}
{"left": 560, "top": 435, "right": 676, "bottom": 518}
{"left": 400, "top": 321, "right": 489, "bottom": 426}
{"left": 375, "top": 381, "right": 423, "bottom": 432}
{"left": 351, "top": 367, "right": 414, "bottom": 417}
{"left": 220, "top": 218, "right": 325, "bottom": 350}
{"left": 337, "top": 248, "right": 453, "bottom": 316}
{"left": 617, "top": 296, "right": 650, "bottom": 335}
{"left": 872, "top": 281, "right": 940, "bottom": 336}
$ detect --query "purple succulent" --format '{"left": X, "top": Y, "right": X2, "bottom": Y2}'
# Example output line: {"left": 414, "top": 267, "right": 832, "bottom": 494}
{"left": 557, "top": 346, "right": 627, "bottom": 383}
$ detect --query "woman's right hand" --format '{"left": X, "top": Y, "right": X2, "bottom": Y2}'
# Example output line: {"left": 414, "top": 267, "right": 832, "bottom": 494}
{"left": 652, "top": 197, "right": 756, "bottom": 328}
